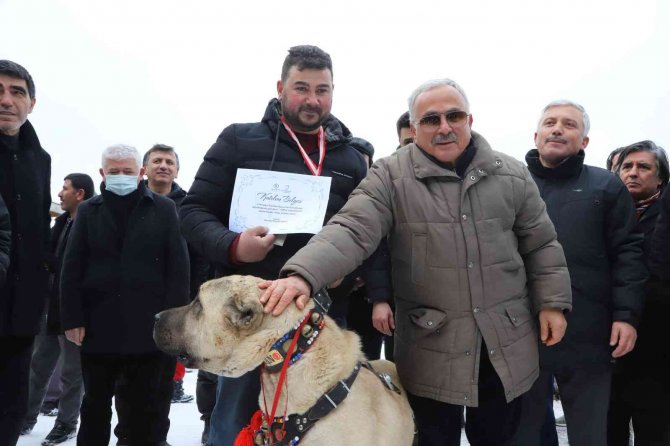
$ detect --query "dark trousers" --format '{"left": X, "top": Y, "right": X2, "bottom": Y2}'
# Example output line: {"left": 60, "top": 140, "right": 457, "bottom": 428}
{"left": 518, "top": 366, "right": 612, "bottom": 446}
{"left": 196, "top": 369, "right": 218, "bottom": 422}
{"left": 407, "top": 347, "right": 521, "bottom": 446}
{"left": 25, "top": 333, "right": 84, "bottom": 429}
{"left": 114, "top": 359, "right": 175, "bottom": 442}
{"left": 206, "top": 367, "right": 260, "bottom": 446}
{"left": 78, "top": 352, "right": 174, "bottom": 446}
{"left": 608, "top": 367, "right": 670, "bottom": 446}
{"left": 0, "top": 335, "right": 34, "bottom": 446}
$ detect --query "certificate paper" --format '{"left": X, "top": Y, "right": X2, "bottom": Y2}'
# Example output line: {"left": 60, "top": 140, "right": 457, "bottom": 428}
{"left": 229, "top": 169, "right": 332, "bottom": 235}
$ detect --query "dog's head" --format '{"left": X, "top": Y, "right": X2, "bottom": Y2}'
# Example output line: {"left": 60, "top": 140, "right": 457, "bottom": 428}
{"left": 153, "top": 275, "right": 312, "bottom": 377}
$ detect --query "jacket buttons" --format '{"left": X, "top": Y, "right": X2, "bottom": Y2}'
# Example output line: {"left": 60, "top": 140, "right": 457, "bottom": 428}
{"left": 464, "top": 394, "right": 469, "bottom": 401}
{"left": 473, "top": 307, "right": 480, "bottom": 313}
{"left": 465, "top": 351, "right": 471, "bottom": 356}
{"left": 426, "top": 321, "right": 433, "bottom": 326}
{"left": 467, "top": 261, "right": 474, "bottom": 268}
{"left": 495, "top": 159, "right": 502, "bottom": 166}
{"left": 16, "top": 194, "right": 21, "bottom": 201}
{"left": 462, "top": 214, "right": 468, "bottom": 220}
{"left": 470, "top": 175, "right": 477, "bottom": 181}
{"left": 478, "top": 169, "right": 485, "bottom": 175}
{"left": 490, "top": 349, "right": 496, "bottom": 355}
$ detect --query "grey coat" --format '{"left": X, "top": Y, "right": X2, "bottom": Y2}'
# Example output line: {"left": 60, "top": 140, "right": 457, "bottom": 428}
{"left": 282, "top": 133, "right": 572, "bottom": 406}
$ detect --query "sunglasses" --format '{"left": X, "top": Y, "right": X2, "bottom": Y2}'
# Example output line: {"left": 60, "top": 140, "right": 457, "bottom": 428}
{"left": 417, "top": 110, "right": 469, "bottom": 129}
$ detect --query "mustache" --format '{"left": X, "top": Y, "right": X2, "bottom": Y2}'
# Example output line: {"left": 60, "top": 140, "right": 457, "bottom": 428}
{"left": 432, "top": 132, "right": 458, "bottom": 144}
{"left": 546, "top": 136, "right": 567, "bottom": 144}
{"left": 299, "top": 105, "right": 322, "bottom": 115}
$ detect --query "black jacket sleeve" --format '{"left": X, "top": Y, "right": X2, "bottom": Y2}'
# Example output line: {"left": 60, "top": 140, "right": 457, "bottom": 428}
{"left": 0, "top": 194, "right": 10, "bottom": 287}
{"left": 60, "top": 202, "right": 89, "bottom": 330}
{"left": 605, "top": 178, "right": 648, "bottom": 327}
{"left": 179, "top": 125, "right": 240, "bottom": 265}
{"left": 362, "top": 238, "right": 393, "bottom": 304}
{"left": 650, "top": 187, "right": 670, "bottom": 280}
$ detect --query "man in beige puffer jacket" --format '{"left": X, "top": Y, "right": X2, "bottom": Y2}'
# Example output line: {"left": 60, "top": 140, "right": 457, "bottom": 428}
{"left": 261, "top": 78, "right": 572, "bottom": 446}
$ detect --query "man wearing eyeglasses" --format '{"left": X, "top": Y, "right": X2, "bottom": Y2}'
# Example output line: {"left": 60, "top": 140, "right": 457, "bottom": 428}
{"left": 261, "top": 78, "right": 572, "bottom": 446}
{"left": 516, "top": 101, "right": 647, "bottom": 446}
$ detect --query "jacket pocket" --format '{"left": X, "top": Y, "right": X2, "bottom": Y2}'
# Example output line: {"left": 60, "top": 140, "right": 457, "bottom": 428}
{"left": 411, "top": 233, "right": 427, "bottom": 285}
{"left": 400, "top": 307, "right": 451, "bottom": 353}
{"left": 499, "top": 300, "right": 534, "bottom": 346}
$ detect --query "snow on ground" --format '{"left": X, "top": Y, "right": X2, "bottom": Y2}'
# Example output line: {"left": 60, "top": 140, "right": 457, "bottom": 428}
{"left": 18, "top": 369, "right": 570, "bottom": 446}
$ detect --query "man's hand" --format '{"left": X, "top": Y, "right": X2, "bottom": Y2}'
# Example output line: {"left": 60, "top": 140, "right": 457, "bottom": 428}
{"left": 65, "top": 327, "right": 85, "bottom": 346}
{"left": 538, "top": 308, "right": 567, "bottom": 346}
{"left": 259, "top": 276, "right": 312, "bottom": 316}
{"left": 372, "top": 302, "right": 395, "bottom": 336}
{"left": 236, "top": 226, "right": 276, "bottom": 263}
{"left": 610, "top": 321, "right": 637, "bottom": 358}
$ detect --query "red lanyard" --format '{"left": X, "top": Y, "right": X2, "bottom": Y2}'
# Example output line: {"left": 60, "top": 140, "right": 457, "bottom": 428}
{"left": 280, "top": 116, "right": 326, "bottom": 176}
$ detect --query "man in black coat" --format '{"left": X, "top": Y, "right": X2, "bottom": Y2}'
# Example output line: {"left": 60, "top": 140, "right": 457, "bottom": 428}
{"left": 608, "top": 141, "right": 670, "bottom": 445}
{"left": 0, "top": 194, "right": 9, "bottom": 288}
{"left": 179, "top": 45, "right": 370, "bottom": 446}
{"left": 60, "top": 145, "right": 189, "bottom": 445}
{"left": 517, "top": 100, "right": 647, "bottom": 446}
{"left": 0, "top": 60, "right": 51, "bottom": 446}
{"left": 21, "top": 173, "right": 94, "bottom": 444}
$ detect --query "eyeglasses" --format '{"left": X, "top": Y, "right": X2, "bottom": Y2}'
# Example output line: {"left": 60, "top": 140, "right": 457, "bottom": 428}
{"left": 417, "top": 110, "right": 469, "bottom": 129}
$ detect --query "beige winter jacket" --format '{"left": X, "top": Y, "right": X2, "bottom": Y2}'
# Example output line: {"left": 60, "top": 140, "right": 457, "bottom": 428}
{"left": 282, "top": 132, "right": 572, "bottom": 406}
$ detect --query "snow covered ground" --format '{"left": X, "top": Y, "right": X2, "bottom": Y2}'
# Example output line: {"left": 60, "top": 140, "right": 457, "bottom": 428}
{"left": 18, "top": 369, "right": 570, "bottom": 446}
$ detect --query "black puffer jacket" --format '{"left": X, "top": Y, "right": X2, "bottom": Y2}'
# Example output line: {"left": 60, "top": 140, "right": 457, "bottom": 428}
{"left": 180, "top": 99, "right": 369, "bottom": 281}
{"left": 0, "top": 121, "right": 51, "bottom": 336}
{"left": 45, "top": 212, "right": 72, "bottom": 334}
{"left": 0, "top": 193, "right": 9, "bottom": 287}
{"left": 526, "top": 150, "right": 647, "bottom": 369}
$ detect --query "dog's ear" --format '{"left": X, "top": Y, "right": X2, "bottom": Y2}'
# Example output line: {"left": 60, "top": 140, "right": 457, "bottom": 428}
{"left": 231, "top": 305, "right": 257, "bottom": 328}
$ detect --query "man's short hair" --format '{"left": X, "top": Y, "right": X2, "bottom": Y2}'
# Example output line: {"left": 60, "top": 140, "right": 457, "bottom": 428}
{"left": 102, "top": 144, "right": 141, "bottom": 169}
{"left": 606, "top": 146, "right": 626, "bottom": 171}
{"left": 539, "top": 100, "right": 591, "bottom": 137}
{"left": 280, "top": 45, "right": 333, "bottom": 83}
{"left": 408, "top": 79, "right": 470, "bottom": 122}
{"left": 143, "top": 143, "right": 180, "bottom": 170}
{"left": 64, "top": 173, "right": 95, "bottom": 200}
{"left": 0, "top": 60, "right": 36, "bottom": 99}
{"left": 617, "top": 140, "right": 669, "bottom": 188}
{"left": 396, "top": 111, "right": 410, "bottom": 138}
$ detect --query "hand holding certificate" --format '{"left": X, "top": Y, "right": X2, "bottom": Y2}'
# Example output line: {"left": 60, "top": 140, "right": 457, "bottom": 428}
{"left": 229, "top": 169, "right": 332, "bottom": 235}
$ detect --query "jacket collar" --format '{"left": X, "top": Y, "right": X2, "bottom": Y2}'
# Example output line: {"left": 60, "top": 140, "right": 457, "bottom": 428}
{"left": 142, "top": 179, "right": 185, "bottom": 200}
{"left": 526, "top": 149, "right": 585, "bottom": 179}
{"left": 261, "top": 98, "right": 353, "bottom": 147}
{"left": 0, "top": 120, "right": 42, "bottom": 153}
{"left": 410, "top": 131, "right": 500, "bottom": 180}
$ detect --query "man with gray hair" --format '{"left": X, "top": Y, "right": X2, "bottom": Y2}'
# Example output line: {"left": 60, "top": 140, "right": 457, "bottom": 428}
{"left": 60, "top": 144, "right": 189, "bottom": 445}
{"left": 261, "top": 78, "right": 572, "bottom": 446}
{"left": 517, "top": 101, "right": 647, "bottom": 446}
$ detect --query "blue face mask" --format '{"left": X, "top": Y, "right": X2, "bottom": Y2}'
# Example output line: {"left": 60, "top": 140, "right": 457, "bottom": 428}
{"left": 105, "top": 174, "right": 139, "bottom": 196}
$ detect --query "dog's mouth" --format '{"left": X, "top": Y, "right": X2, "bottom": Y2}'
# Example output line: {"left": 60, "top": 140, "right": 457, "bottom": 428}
{"left": 177, "top": 352, "right": 195, "bottom": 368}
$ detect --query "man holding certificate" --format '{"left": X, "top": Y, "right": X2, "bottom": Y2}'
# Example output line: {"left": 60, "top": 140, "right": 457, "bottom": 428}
{"left": 179, "top": 45, "right": 371, "bottom": 446}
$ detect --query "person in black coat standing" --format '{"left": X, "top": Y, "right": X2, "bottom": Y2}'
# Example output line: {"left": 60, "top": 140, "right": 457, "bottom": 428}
{"left": 0, "top": 60, "right": 51, "bottom": 446}
{"left": 21, "top": 173, "right": 94, "bottom": 444}
{"left": 608, "top": 141, "right": 670, "bottom": 446}
{"left": 517, "top": 100, "right": 647, "bottom": 446}
{"left": 60, "top": 144, "right": 189, "bottom": 446}
{"left": 179, "top": 45, "right": 371, "bottom": 446}
{"left": 0, "top": 193, "right": 9, "bottom": 288}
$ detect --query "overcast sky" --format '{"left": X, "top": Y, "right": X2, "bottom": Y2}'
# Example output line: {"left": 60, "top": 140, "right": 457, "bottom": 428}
{"left": 2, "top": 0, "right": 669, "bottom": 198}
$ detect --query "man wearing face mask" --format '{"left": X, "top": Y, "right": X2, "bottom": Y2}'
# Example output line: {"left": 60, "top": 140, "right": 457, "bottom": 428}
{"left": 60, "top": 144, "right": 189, "bottom": 446}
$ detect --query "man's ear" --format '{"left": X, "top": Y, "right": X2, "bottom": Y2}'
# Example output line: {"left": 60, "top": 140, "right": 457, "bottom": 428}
{"left": 581, "top": 136, "right": 590, "bottom": 150}
{"left": 75, "top": 189, "right": 86, "bottom": 202}
{"left": 99, "top": 168, "right": 105, "bottom": 181}
{"left": 277, "top": 80, "right": 284, "bottom": 99}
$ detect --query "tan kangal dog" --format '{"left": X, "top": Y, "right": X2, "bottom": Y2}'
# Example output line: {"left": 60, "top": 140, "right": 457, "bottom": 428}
{"left": 154, "top": 275, "right": 414, "bottom": 446}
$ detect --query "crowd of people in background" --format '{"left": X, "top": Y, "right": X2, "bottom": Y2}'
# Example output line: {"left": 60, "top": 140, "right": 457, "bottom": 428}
{"left": 1, "top": 42, "right": 669, "bottom": 446}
